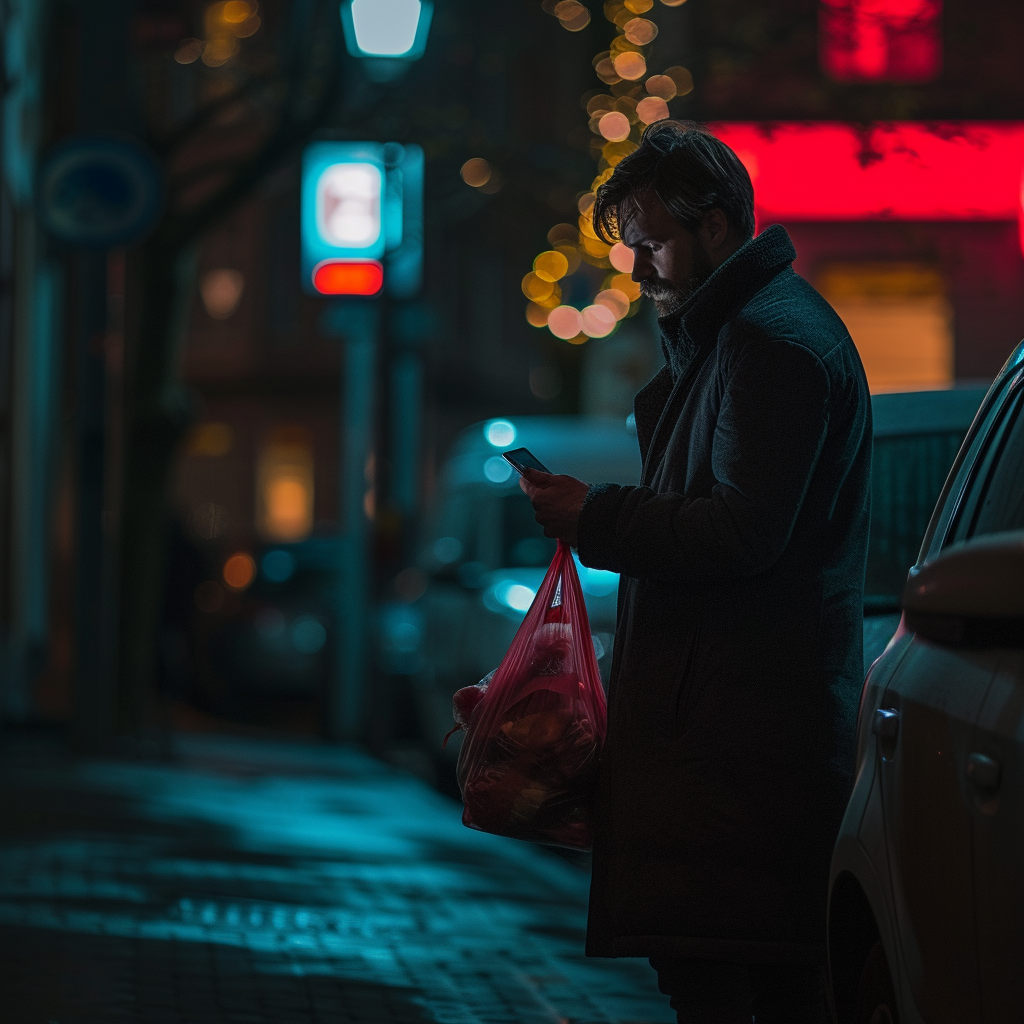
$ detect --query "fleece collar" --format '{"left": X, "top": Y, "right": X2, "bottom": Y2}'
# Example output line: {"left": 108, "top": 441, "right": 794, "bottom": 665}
{"left": 657, "top": 224, "right": 797, "bottom": 376}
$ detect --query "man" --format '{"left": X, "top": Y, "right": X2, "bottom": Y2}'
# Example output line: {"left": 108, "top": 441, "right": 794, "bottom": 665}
{"left": 520, "top": 121, "right": 872, "bottom": 1023}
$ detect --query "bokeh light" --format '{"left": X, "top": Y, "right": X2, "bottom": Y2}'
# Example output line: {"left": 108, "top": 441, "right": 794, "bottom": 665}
{"left": 581, "top": 304, "right": 617, "bottom": 337}
{"left": 534, "top": 250, "right": 570, "bottom": 282}
{"left": 598, "top": 110, "right": 631, "bottom": 142}
{"left": 484, "top": 420, "right": 517, "bottom": 447}
{"left": 624, "top": 17, "right": 658, "bottom": 44}
{"left": 223, "top": 552, "right": 256, "bottom": 591}
{"left": 613, "top": 51, "right": 647, "bottom": 80}
{"left": 461, "top": 158, "right": 492, "bottom": 187}
{"left": 665, "top": 65, "right": 694, "bottom": 94}
{"left": 602, "top": 140, "right": 636, "bottom": 166}
{"left": 660, "top": 0, "right": 688, "bottom": 5}
{"left": 521, "top": 272, "right": 555, "bottom": 302}
{"left": 174, "top": 38, "right": 203, "bottom": 63}
{"left": 547, "top": 222, "right": 578, "bottom": 245}
{"left": 566, "top": 333, "right": 588, "bottom": 345}
{"left": 595, "top": 288, "right": 631, "bottom": 319}
{"left": 609, "top": 242, "right": 635, "bottom": 272}
{"left": 577, "top": 192, "right": 596, "bottom": 217}
{"left": 644, "top": 73, "right": 677, "bottom": 100}
{"left": 586, "top": 94, "right": 614, "bottom": 116}
{"left": 624, "top": 0, "right": 654, "bottom": 11}
{"left": 547, "top": 305, "right": 584, "bottom": 340}
{"left": 555, "top": 0, "right": 591, "bottom": 30}
{"left": 636, "top": 95, "right": 670, "bottom": 124}
{"left": 610, "top": 273, "right": 642, "bottom": 301}
{"left": 526, "top": 302, "right": 552, "bottom": 327}
{"left": 555, "top": 244, "right": 582, "bottom": 274}
{"left": 594, "top": 58, "right": 620, "bottom": 84}
{"left": 582, "top": 234, "right": 612, "bottom": 258}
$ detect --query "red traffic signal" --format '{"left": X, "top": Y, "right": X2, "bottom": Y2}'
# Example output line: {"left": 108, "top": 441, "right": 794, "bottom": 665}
{"left": 312, "top": 259, "right": 384, "bottom": 296}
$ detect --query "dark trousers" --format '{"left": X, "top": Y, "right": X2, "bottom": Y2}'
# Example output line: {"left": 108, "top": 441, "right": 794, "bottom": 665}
{"left": 649, "top": 957, "right": 829, "bottom": 1024}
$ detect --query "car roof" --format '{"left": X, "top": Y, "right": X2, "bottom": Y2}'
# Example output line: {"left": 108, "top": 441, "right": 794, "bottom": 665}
{"left": 443, "top": 416, "right": 642, "bottom": 490}
{"left": 871, "top": 386, "right": 989, "bottom": 438}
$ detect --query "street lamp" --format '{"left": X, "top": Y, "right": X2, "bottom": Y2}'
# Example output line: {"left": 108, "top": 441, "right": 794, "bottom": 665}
{"left": 340, "top": 0, "right": 433, "bottom": 60}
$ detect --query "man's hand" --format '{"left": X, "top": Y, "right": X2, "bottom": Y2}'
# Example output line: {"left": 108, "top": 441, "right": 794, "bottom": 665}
{"left": 519, "top": 468, "right": 590, "bottom": 549}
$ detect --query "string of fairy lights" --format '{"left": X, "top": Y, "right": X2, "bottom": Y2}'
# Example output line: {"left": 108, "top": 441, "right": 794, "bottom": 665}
{"left": 516, "top": 0, "right": 692, "bottom": 344}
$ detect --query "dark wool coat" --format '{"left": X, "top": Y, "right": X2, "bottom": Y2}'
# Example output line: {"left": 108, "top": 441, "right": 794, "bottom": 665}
{"left": 577, "top": 225, "right": 872, "bottom": 966}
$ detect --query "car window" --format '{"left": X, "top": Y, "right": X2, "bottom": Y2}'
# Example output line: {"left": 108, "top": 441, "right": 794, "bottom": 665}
{"left": 954, "top": 387, "right": 1024, "bottom": 541}
{"left": 922, "top": 372, "right": 1021, "bottom": 560}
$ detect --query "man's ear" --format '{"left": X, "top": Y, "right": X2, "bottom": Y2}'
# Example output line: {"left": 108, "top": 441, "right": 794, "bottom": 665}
{"left": 699, "top": 208, "right": 730, "bottom": 252}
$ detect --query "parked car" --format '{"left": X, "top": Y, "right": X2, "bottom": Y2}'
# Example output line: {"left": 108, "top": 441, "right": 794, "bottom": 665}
{"left": 828, "top": 341, "right": 1024, "bottom": 1024}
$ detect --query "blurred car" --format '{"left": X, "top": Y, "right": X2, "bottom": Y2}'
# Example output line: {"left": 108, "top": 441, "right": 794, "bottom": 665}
{"left": 828, "top": 340, "right": 1024, "bottom": 1024}
{"left": 404, "top": 416, "right": 641, "bottom": 762}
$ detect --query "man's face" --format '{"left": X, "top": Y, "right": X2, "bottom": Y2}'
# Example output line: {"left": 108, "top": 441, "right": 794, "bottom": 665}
{"left": 619, "top": 194, "right": 715, "bottom": 314}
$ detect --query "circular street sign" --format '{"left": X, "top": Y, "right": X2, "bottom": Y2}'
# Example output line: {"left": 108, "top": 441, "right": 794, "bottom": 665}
{"left": 37, "top": 134, "right": 163, "bottom": 248}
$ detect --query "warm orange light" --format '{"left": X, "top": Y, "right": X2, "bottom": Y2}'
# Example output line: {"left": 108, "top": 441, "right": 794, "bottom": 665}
{"left": 223, "top": 552, "right": 256, "bottom": 591}
{"left": 595, "top": 288, "right": 631, "bottom": 319}
{"left": 636, "top": 96, "right": 670, "bottom": 124}
{"left": 461, "top": 157, "right": 492, "bottom": 187}
{"left": 624, "top": 0, "right": 654, "bottom": 11}
{"left": 312, "top": 260, "right": 383, "bottom": 296}
{"left": 526, "top": 303, "right": 552, "bottom": 327}
{"left": 534, "top": 250, "right": 570, "bottom": 282}
{"left": 598, "top": 111, "right": 632, "bottom": 142}
{"left": 609, "top": 242, "right": 635, "bottom": 273}
{"left": 548, "top": 305, "right": 584, "bottom": 340}
{"left": 581, "top": 304, "right": 617, "bottom": 337}
{"left": 624, "top": 17, "right": 658, "bottom": 43}
{"left": 665, "top": 65, "right": 694, "bottom": 94}
{"left": 613, "top": 52, "right": 647, "bottom": 81}
{"left": 610, "top": 273, "right": 642, "bottom": 301}
{"left": 522, "top": 272, "right": 556, "bottom": 302}
{"left": 645, "top": 74, "right": 677, "bottom": 100}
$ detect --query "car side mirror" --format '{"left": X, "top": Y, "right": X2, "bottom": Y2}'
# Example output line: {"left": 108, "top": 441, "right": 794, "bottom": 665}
{"left": 902, "top": 530, "right": 1024, "bottom": 648}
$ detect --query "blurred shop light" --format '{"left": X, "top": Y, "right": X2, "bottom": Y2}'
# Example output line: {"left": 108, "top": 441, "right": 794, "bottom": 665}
{"left": 261, "top": 549, "right": 296, "bottom": 583}
{"left": 186, "top": 422, "right": 233, "bottom": 457}
{"left": 433, "top": 536, "right": 463, "bottom": 563}
{"left": 174, "top": 37, "right": 203, "bottom": 63}
{"left": 484, "top": 420, "right": 516, "bottom": 447}
{"left": 547, "top": 305, "right": 585, "bottom": 340}
{"left": 489, "top": 580, "right": 536, "bottom": 614}
{"left": 341, "top": 0, "right": 433, "bottom": 59}
{"left": 710, "top": 122, "right": 1024, "bottom": 223}
{"left": 200, "top": 269, "right": 245, "bottom": 319}
{"left": 291, "top": 615, "right": 327, "bottom": 654}
{"left": 820, "top": 0, "right": 941, "bottom": 83}
{"left": 312, "top": 260, "right": 384, "bottom": 295}
{"left": 257, "top": 429, "right": 314, "bottom": 542}
{"left": 608, "top": 242, "right": 634, "bottom": 273}
{"left": 484, "top": 456, "right": 513, "bottom": 483}
{"left": 223, "top": 552, "right": 257, "bottom": 591}
{"left": 460, "top": 158, "right": 492, "bottom": 187}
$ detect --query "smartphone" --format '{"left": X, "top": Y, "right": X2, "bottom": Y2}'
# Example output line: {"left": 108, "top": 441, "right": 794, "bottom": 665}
{"left": 502, "top": 447, "right": 552, "bottom": 476}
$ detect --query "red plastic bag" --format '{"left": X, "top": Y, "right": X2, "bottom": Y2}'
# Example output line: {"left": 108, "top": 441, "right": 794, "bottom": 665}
{"left": 452, "top": 541, "right": 607, "bottom": 850}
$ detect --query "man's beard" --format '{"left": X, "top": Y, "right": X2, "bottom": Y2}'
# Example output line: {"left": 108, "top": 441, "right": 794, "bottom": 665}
{"left": 640, "top": 250, "right": 716, "bottom": 316}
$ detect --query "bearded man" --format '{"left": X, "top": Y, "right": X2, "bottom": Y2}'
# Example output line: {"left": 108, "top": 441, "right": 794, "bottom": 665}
{"left": 520, "top": 121, "right": 872, "bottom": 1024}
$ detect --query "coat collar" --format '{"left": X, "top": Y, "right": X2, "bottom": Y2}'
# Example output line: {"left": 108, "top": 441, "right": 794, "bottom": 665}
{"left": 657, "top": 224, "right": 797, "bottom": 374}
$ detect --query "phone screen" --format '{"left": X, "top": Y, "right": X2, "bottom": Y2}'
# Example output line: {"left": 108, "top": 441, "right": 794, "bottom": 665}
{"left": 502, "top": 447, "right": 552, "bottom": 476}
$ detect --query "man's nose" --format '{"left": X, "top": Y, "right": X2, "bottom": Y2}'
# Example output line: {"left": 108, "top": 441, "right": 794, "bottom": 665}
{"left": 631, "top": 255, "right": 652, "bottom": 282}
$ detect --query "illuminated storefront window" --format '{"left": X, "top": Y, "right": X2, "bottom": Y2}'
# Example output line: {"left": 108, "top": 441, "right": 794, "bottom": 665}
{"left": 257, "top": 427, "right": 315, "bottom": 542}
{"left": 820, "top": 0, "right": 942, "bottom": 83}
{"left": 818, "top": 264, "right": 953, "bottom": 392}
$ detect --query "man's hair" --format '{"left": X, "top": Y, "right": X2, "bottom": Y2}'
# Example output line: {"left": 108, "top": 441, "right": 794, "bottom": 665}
{"left": 593, "top": 121, "right": 755, "bottom": 244}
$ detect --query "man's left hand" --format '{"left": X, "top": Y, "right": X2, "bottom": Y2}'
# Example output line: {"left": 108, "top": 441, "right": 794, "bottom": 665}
{"left": 519, "top": 468, "right": 590, "bottom": 548}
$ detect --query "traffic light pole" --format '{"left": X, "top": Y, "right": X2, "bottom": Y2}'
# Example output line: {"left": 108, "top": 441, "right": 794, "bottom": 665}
{"left": 332, "top": 300, "right": 379, "bottom": 741}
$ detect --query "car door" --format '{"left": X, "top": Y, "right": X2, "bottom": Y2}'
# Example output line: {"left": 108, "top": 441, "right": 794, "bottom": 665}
{"left": 944, "top": 381, "right": 1024, "bottom": 1023}
{"left": 875, "top": 371, "right": 1024, "bottom": 1023}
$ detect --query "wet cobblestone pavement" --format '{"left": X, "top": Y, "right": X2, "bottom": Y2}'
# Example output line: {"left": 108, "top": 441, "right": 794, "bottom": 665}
{"left": 0, "top": 734, "right": 672, "bottom": 1024}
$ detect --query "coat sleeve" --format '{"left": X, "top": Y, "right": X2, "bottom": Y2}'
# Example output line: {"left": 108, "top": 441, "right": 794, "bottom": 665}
{"left": 576, "top": 336, "right": 831, "bottom": 583}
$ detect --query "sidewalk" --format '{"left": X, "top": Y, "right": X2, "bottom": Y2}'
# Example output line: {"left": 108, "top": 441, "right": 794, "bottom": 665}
{"left": 0, "top": 732, "right": 672, "bottom": 1024}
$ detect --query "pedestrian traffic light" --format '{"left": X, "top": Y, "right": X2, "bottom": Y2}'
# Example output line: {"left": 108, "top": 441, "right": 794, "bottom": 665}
{"left": 301, "top": 141, "right": 423, "bottom": 297}
{"left": 340, "top": 0, "right": 432, "bottom": 60}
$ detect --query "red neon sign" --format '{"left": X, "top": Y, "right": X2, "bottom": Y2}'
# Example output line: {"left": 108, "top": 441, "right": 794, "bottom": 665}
{"left": 312, "top": 259, "right": 384, "bottom": 296}
{"left": 710, "top": 123, "right": 1024, "bottom": 248}
{"left": 820, "top": 0, "right": 942, "bottom": 82}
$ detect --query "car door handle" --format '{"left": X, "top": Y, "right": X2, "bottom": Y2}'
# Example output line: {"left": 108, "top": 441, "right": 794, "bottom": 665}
{"left": 872, "top": 708, "right": 900, "bottom": 742}
{"left": 966, "top": 753, "right": 1001, "bottom": 791}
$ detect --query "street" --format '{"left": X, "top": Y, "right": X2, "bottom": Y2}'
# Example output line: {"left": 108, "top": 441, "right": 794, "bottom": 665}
{"left": 0, "top": 732, "right": 671, "bottom": 1024}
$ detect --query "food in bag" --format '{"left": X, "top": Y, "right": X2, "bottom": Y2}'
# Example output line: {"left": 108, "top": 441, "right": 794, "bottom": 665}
{"left": 450, "top": 542, "right": 607, "bottom": 849}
